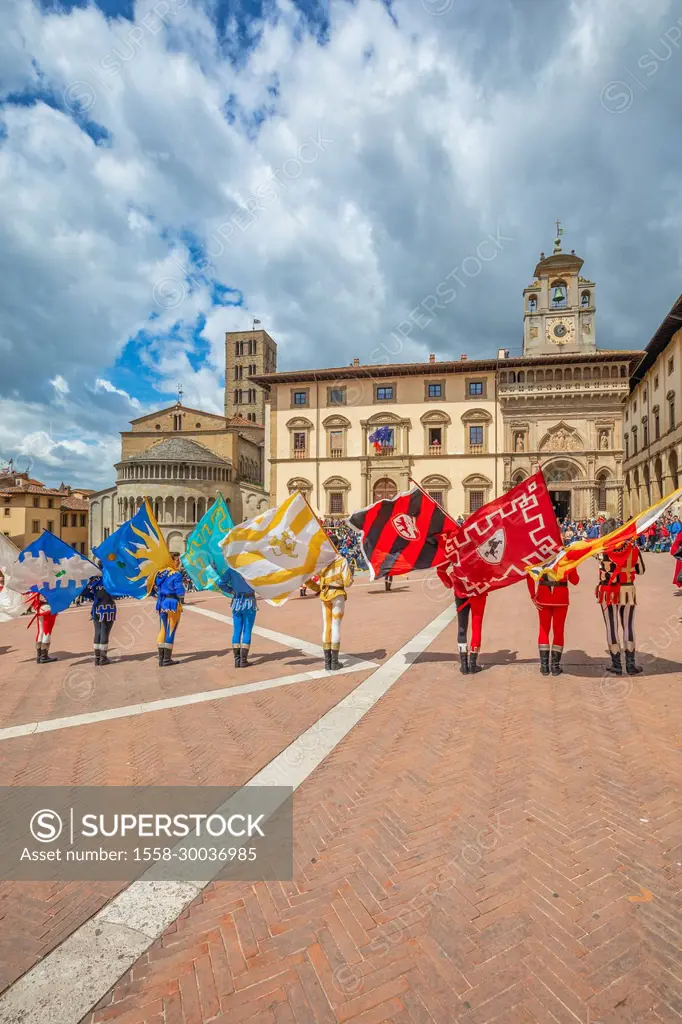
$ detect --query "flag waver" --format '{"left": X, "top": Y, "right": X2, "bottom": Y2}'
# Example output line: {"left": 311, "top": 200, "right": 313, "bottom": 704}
{"left": 349, "top": 487, "right": 458, "bottom": 580}
{"left": 220, "top": 491, "right": 337, "bottom": 605}
{"left": 0, "top": 534, "right": 25, "bottom": 622}
{"left": 442, "top": 470, "right": 563, "bottom": 597}
{"left": 528, "top": 484, "right": 682, "bottom": 582}
{"left": 6, "top": 531, "right": 97, "bottom": 613}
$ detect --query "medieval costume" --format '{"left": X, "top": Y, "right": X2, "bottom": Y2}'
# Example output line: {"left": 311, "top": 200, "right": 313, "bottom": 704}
{"left": 672, "top": 531, "right": 682, "bottom": 588}
{"left": 526, "top": 569, "right": 579, "bottom": 676}
{"left": 154, "top": 562, "right": 185, "bottom": 667}
{"left": 306, "top": 555, "right": 353, "bottom": 671}
{"left": 81, "top": 574, "right": 117, "bottom": 666}
{"left": 596, "top": 541, "right": 645, "bottom": 675}
{"left": 219, "top": 573, "right": 257, "bottom": 668}
{"left": 26, "top": 592, "right": 58, "bottom": 663}
{"left": 437, "top": 563, "right": 486, "bottom": 674}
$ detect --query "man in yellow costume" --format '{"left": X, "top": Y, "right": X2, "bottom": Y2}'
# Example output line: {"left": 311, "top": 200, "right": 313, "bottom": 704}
{"left": 305, "top": 554, "right": 353, "bottom": 670}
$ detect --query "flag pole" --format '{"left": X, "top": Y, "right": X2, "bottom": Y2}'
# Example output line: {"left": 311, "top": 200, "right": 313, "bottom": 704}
{"left": 299, "top": 489, "right": 341, "bottom": 558}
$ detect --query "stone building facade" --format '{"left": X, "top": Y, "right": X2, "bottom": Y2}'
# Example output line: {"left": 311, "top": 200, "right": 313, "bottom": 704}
{"left": 224, "top": 328, "right": 277, "bottom": 425}
{"left": 89, "top": 401, "right": 269, "bottom": 554}
{"left": 623, "top": 293, "right": 682, "bottom": 517}
{"left": 1, "top": 469, "right": 91, "bottom": 552}
{"left": 252, "top": 236, "right": 642, "bottom": 521}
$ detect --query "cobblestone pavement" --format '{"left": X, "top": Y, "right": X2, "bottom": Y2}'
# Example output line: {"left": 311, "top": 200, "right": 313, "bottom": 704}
{"left": 1, "top": 559, "right": 681, "bottom": 1023}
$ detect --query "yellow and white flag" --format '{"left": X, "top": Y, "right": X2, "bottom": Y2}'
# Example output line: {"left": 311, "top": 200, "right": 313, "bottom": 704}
{"left": 220, "top": 491, "right": 337, "bottom": 606}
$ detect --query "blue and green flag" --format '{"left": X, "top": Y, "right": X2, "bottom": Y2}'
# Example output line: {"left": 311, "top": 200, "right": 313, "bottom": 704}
{"left": 181, "top": 493, "right": 235, "bottom": 591}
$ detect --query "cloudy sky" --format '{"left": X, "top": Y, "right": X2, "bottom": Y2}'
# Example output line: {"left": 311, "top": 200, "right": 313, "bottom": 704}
{"left": 1, "top": 0, "right": 681, "bottom": 489}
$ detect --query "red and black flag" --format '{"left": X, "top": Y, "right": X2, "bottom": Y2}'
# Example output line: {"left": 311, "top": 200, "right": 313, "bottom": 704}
{"left": 349, "top": 488, "right": 459, "bottom": 579}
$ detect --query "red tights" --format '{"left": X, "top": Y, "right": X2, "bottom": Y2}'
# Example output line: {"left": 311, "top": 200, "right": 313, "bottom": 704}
{"left": 537, "top": 605, "right": 567, "bottom": 648}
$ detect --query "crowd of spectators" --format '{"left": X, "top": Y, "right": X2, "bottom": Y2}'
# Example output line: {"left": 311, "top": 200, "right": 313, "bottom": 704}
{"left": 558, "top": 511, "right": 682, "bottom": 552}
{"left": 321, "top": 518, "right": 368, "bottom": 572}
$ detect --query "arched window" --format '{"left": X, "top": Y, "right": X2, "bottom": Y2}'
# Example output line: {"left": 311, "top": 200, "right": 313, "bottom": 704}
{"left": 581, "top": 291, "right": 590, "bottom": 307}
{"left": 551, "top": 280, "right": 567, "bottom": 308}
{"left": 528, "top": 294, "right": 537, "bottom": 313}
{"left": 596, "top": 472, "right": 608, "bottom": 512}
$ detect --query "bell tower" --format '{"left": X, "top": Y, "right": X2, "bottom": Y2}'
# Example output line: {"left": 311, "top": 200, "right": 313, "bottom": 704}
{"left": 522, "top": 224, "right": 596, "bottom": 356}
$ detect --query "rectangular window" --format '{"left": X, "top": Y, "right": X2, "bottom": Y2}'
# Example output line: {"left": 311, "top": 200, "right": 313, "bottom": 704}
{"left": 428, "top": 491, "right": 444, "bottom": 507}
{"left": 47, "top": 520, "right": 54, "bottom": 532}
{"left": 428, "top": 427, "right": 442, "bottom": 447}
{"left": 654, "top": 412, "right": 660, "bottom": 440}
{"left": 468, "top": 381, "right": 484, "bottom": 396}
{"left": 33, "top": 496, "right": 40, "bottom": 508}
{"left": 469, "top": 491, "right": 485, "bottom": 513}
{"left": 670, "top": 399, "right": 676, "bottom": 431}
{"left": 234, "top": 365, "right": 242, "bottom": 380}
{"left": 293, "top": 390, "right": 308, "bottom": 406}
{"left": 80, "top": 543, "right": 86, "bottom": 554}
{"left": 428, "top": 383, "right": 442, "bottom": 399}
{"left": 469, "top": 425, "right": 484, "bottom": 447}
{"left": 329, "top": 430, "right": 344, "bottom": 453}
{"left": 329, "top": 491, "right": 344, "bottom": 514}
{"left": 3, "top": 508, "right": 10, "bottom": 517}
{"left": 293, "top": 432, "right": 307, "bottom": 451}
{"left": 668, "top": 358, "right": 674, "bottom": 375}
{"left": 47, "top": 498, "right": 53, "bottom": 509}
{"left": 376, "top": 386, "right": 394, "bottom": 401}
{"left": 327, "top": 387, "right": 347, "bottom": 406}
{"left": 62, "top": 513, "right": 68, "bottom": 527}
{"left": 103, "top": 528, "right": 110, "bottom": 540}
{"left": 625, "top": 435, "right": 629, "bottom": 458}
{"left": 71, "top": 514, "right": 77, "bottom": 527}
{"left": 80, "top": 514, "right": 86, "bottom": 527}
{"left": 654, "top": 375, "right": 659, "bottom": 390}
{"left": 32, "top": 519, "right": 40, "bottom": 533}
{"left": 642, "top": 418, "right": 648, "bottom": 446}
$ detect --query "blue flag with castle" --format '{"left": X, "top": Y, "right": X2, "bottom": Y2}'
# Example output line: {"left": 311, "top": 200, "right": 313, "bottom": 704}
{"left": 94, "top": 499, "right": 174, "bottom": 599}
{"left": 181, "top": 493, "right": 235, "bottom": 591}
{"left": 13, "top": 531, "right": 97, "bottom": 613}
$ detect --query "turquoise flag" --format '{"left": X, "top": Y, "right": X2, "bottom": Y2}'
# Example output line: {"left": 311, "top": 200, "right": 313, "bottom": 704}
{"left": 181, "top": 493, "right": 235, "bottom": 591}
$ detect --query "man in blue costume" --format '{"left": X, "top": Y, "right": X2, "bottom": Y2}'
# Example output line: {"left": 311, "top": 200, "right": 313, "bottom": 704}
{"left": 218, "top": 568, "right": 257, "bottom": 668}
{"left": 81, "top": 560, "right": 117, "bottom": 665}
{"left": 153, "top": 552, "right": 185, "bottom": 667}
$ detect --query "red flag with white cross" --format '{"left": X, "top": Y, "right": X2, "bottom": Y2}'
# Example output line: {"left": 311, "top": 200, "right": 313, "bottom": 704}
{"left": 441, "top": 471, "right": 563, "bottom": 597}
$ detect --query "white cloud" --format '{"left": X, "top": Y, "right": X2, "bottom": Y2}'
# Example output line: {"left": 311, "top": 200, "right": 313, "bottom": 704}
{"left": 1, "top": 0, "right": 682, "bottom": 489}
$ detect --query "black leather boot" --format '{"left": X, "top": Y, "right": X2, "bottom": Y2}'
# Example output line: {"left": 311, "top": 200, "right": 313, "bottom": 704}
{"left": 469, "top": 652, "right": 482, "bottom": 673}
{"left": 459, "top": 650, "right": 469, "bottom": 674}
{"left": 551, "top": 649, "right": 563, "bottom": 676}
{"left": 324, "top": 648, "right": 332, "bottom": 671}
{"left": 36, "top": 645, "right": 42, "bottom": 664}
{"left": 625, "top": 651, "right": 643, "bottom": 675}
{"left": 99, "top": 648, "right": 110, "bottom": 666}
{"left": 163, "top": 647, "right": 177, "bottom": 666}
{"left": 606, "top": 651, "right": 622, "bottom": 675}
{"left": 330, "top": 648, "right": 341, "bottom": 670}
{"left": 240, "top": 646, "right": 250, "bottom": 667}
{"left": 539, "top": 648, "right": 550, "bottom": 676}
{"left": 94, "top": 649, "right": 101, "bottom": 666}
{"left": 234, "top": 647, "right": 241, "bottom": 667}
{"left": 41, "top": 646, "right": 57, "bottom": 663}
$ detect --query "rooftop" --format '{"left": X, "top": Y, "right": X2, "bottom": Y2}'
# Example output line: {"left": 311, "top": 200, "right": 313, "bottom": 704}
{"left": 121, "top": 437, "right": 232, "bottom": 465}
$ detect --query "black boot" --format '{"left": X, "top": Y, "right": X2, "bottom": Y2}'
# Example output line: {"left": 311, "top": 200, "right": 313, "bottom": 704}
{"left": 459, "top": 650, "right": 469, "bottom": 674}
{"left": 551, "top": 649, "right": 563, "bottom": 676}
{"left": 99, "top": 648, "right": 110, "bottom": 666}
{"left": 330, "top": 648, "right": 341, "bottom": 670}
{"left": 41, "top": 646, "right": 57, "bottom": 663}
{"left": 163, "top": 647, "right": 177, "bottom": 667}
{"left": 324, "top": 648, "right": 332, "bottom": 671}
{"left": 158, "top": 646, "right": 165, "bottom": 666}
{"left": 606, "top": 651, "right": 622, "bottom": 675}
{"left": 240, "top": 646, "right": 250, "bottom": 668}
{"left": 94, "top": 649, "right": 101, "bottom": 666}
{"left": 234, "top": 647, "right": 241, "bottom": 668}
{"left": 469, "top": 652, "right": 482, "bottom": 673}
{"left": 539, "top": 648, "right": 550, "bottom": 676}
{"left": 36, "top": 645, "right": 42, "bottom": 664}
{"left": 625, "top": 650, "right": 643, "bottom": 675}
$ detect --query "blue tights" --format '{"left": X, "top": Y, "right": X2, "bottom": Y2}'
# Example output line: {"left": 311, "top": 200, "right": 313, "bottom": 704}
{"left": 232, "top": 607, "right": 256, "bottom": 646}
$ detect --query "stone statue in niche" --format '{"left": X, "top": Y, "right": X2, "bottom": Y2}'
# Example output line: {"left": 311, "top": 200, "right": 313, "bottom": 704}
{"left": 600, "top": 432, "right": 609, "bottom": 449}
{"left": 515, "top": 433, "right": 524, "bottom": 452}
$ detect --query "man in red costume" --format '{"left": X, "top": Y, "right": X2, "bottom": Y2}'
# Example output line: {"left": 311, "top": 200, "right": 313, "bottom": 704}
{"left": 596, "top": 520, "right": 645, "bottom": 676}
{"left": 672, "top": 529, "right": 682, "bottom": 589}
{"left": 526, "top": 568, "right": 579, "bottom": 676}
{"left": 26, "top": 592, "right": 58, "bottom": 663}
{"left": 437, "top": 562, "right": 486, "bottom": 674}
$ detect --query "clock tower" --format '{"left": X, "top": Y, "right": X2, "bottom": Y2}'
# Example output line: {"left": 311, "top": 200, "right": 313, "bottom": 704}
{"left": 522, "top": 224, "right": 596, "bottom": 356}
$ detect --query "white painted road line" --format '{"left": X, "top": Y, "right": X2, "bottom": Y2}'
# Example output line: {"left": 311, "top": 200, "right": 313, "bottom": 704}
{"left": 0, "top": 603, "right": 457, "bottom": 1024}
{"left": 0, "top": 660, "right": 378, "bottom": 744}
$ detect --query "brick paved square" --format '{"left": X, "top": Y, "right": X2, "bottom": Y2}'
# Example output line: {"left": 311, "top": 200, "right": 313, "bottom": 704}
{"left": 0, "top": 557, "right": 681, "bottom": 1022}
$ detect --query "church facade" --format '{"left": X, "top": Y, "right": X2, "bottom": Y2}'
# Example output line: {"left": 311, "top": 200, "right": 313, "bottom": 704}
{"left": 253, "top": 234, "right": 642, "bottom": 521}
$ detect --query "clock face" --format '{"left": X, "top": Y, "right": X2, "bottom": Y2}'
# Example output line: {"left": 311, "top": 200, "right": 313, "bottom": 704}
{"left": 546, "top": 317, "right": 575, "bottom": 345}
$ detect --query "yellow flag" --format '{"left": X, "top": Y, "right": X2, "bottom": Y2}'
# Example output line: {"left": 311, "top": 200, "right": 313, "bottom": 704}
{"left": 220, "top": 492, "right": 337, "bottom": 605}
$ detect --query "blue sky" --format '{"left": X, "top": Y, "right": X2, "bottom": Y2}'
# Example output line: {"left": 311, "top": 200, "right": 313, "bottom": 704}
{"left": 2, "top": 0, "right": 682, "bottom": 488}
